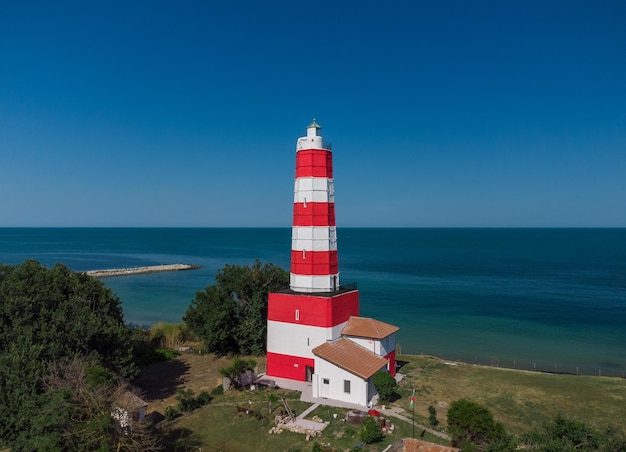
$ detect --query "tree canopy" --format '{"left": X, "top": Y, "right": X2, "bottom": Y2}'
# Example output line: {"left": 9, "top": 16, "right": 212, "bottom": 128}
{"left": 447, "top": 399, "right": 515, "bottom": 452}
{"left": 373, "top": 370, "right": 397, "bottom": 404}
{"left": 184, "top": 260, "right": 289, "bottom": 355}
{"left": 0, "top": 260, "right": 139, "bottom": 450}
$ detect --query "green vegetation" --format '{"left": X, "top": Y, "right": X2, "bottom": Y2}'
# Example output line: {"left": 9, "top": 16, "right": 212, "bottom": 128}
{"left": 446, "top": 400, "right": 626, "bottom": 452}
{"left": 149, "top": 322, "right": 193, "bottom": 349}
{"left": 360, "top": 416, "right": 384, "bottom": 444}
{"left": 373, "top": 370, "right": 397, "bottom": 404}
{"left": 447, "top": 399, "right": 515, "bottom": 451}
{"left": 0, "top": 261, "right": 149, "bottom": 450}
{"left": 219, "top": 357, "right": 257, "bottom": 390}
{"left": 159, "top": 351, "right": 626, "bottom": 451}
{"left": 522, "top": 415, "right": 626, "bottom": 451}
{"left": 175, "top": 388, "right": 212, "bottom": 412}
{"left": 184, "top": 260, "right": 289, "bottom": 355}
{"left": 428, "top": 405, "right": 438, "bottom": 427}
{"left": 165, "top": 385, "right": 414, "bottom": 451}
{"left": 4, "top": 257, "right": 624, "bottom": 451}
{"left": 396, "top": 354, "right": 626, "bottom": 436}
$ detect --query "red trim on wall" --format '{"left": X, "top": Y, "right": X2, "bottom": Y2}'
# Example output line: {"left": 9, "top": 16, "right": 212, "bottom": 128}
{"left": 290, "top": 250, "right": 338, "bottom": 275}
{"left": 293, "top": 202, "right": 336, "bottom": 227}
{"left": 295, "top": 149, "right": 333, "bottom": 178}
{"left": 265, "top": 352, "right": 315, "bottom": 381}
{"left": 268, "top": 290, "right": 360, "bottom": 328}
{"left": 384, "top": 350, "right": 397, "bottom": 377}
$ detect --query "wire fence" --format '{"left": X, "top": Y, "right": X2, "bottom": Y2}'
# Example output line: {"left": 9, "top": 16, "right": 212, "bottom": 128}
{"left": 396, "top": 344, "right": 626, "bottom": 379}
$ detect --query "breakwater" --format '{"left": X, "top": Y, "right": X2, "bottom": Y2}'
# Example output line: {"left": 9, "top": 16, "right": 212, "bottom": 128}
{"left": 86, "top": 264, "right": 202, "bottom": 278}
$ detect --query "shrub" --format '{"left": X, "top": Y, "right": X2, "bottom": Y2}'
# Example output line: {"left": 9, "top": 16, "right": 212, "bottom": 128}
{"left": 211, "top": 385, "right": 224, "bottom": 396}
{"left": 165, "top": 406, "right": 179, "bottom": 421}
{"left": 176, "top": 389, "right": 199, "bottom": 412}
{"left": 196, "top": 390, "right": 212, "bottom": 406}
{"left": 373, "top": 371, "right": 396, "bottom": 404}
{"left": 150, "top": 322, "right": 190, "bottom": 348}
{"left": 428, "top": 405, "right": 439, "bottom": 426}
{"left": 360, "top": 416, "right": 383, "bottom": 444}
{"left": 447, "top": 399, "right": 515, "bottom": 451}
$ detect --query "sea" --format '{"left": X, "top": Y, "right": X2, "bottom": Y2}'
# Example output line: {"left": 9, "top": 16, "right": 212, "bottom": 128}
{"left": 1, "top": 228, "right": 625, "bottom": 377}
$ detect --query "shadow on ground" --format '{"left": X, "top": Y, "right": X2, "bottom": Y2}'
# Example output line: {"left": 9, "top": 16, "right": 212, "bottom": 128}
{"left": 135, "top": 358, "right": 191, "bottom": 402}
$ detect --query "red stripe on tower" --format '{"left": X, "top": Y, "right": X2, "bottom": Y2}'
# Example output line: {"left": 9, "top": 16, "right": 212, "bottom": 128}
{"left": 290, "top": 119, "right": 339, "bottom": 293}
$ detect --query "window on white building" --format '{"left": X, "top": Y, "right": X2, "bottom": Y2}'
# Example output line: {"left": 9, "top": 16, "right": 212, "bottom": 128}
{"left": 344, "top": 380, "right": 351, "bottom": 394}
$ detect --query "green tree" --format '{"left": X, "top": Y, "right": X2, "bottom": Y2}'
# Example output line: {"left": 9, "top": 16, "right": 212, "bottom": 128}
{"left": 184, "top": 260, "right": 289, "bottom": 355}
{"left": 0, "top": 261, "right": 139, "bottom": 450}
{"left": 373, "top": 371, "right": 396, "bottom": 404}
{"left": 360, "top": 415, "right": 384, "bottom": 444}
{"left": 447, "top": 399, "right": 515, "bottom": 452}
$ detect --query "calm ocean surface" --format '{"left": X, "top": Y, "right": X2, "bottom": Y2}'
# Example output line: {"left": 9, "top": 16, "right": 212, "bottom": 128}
{"left": 1, "top": 228, "right": 624, "bottom": 376}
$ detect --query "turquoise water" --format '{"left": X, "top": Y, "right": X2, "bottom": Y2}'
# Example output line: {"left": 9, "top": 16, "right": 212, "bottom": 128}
{"left": 1, "top": 228, "right": 625, "bottom": 376}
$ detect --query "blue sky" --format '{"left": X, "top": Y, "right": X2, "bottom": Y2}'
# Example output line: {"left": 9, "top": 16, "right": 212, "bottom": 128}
{"left": 1, "top": 1, "right": 624, "bottom": 227}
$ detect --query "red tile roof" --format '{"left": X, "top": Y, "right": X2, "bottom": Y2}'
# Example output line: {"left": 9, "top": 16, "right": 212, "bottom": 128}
{"left": 342, "top": 316, "right": 399, "bottom": 339}
{"left": 312, "top": 338, "right": 389, "bottom": 379}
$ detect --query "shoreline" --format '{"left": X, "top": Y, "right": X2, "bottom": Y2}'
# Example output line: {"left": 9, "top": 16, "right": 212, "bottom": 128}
{"left": 86, "top": 264, "right": 202, "bottom": 278}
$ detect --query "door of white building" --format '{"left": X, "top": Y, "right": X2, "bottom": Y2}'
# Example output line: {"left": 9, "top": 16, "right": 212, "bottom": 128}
{"left": 321, "top": 378, "right": 330, "bottom": 398}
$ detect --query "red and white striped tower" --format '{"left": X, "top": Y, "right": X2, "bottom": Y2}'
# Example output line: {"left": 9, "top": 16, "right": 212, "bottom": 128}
{"left": 266, "top": 120, "right": 360, "bottom": 382}
{"left": 290, "top": 118, "right": 338, "bottom": 293}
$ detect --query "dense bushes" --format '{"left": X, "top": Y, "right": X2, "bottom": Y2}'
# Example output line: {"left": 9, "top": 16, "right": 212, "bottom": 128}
{"left": 184, "top": 260, "right": 288, "bottom": 355}
{"left": 447, "top": 399, "right": 515, "bottom": 451}
{"left": 0, "top": 261, "right": 140, "bottom": 450}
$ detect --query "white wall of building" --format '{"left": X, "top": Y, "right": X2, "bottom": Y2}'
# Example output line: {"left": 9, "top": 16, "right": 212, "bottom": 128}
{"left": 380, "top": 333, "right": 395, "bottom": 356}
{"left": 267, "top": 320, "right": 348, "bottom": 358}
{"left": 346, "top": 333, "right": 396, "bottom": 358}
{"left": 312, "top": 358, "right": 375, "bottom": 407}
{"left": 348, "top": 337, "right": 380, "bottom": 354}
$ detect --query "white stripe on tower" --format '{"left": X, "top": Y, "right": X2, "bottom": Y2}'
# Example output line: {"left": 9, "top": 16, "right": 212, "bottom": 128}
{"left": 290, "top": 119, "right": 339, "bottom": 293}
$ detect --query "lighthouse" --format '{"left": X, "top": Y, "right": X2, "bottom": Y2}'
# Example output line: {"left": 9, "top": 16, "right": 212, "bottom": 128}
{"left": 290, "top": 118, "right": 339, "bottom": 293}
{"left": 266, "top": 120, "right": 360, "bottom": 381}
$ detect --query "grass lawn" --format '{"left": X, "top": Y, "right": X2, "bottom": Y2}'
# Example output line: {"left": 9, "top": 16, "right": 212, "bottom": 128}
{"left": 396, "top": 354, "right": 626, "bottom": 436}
{"left": 137, "top": 351, "right": 626, "bottom": 451}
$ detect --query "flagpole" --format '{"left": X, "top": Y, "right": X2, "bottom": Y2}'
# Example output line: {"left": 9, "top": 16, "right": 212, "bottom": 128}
{"left": 410, "top": 388, "right": 415, "bottom": 438}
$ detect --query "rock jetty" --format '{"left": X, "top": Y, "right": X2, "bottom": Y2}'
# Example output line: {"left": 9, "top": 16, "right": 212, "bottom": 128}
{"left": 86, "top": 264, "right": 201, "bottom": 278}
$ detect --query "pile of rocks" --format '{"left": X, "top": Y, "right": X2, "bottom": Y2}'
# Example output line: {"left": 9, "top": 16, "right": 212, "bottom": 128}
{"left": 268, "top": 422, "right": 323, "bottom": 438}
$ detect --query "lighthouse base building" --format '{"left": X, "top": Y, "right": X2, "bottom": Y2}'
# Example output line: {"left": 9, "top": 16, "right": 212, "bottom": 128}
{"left": 265, "top": 120, "right": 399, "bottom": 408}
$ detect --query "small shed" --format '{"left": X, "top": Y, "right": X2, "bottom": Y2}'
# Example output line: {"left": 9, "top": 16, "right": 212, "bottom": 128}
{"left": 115, "top": 391, "right": 148, "bottom": 422}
